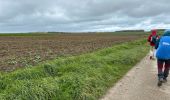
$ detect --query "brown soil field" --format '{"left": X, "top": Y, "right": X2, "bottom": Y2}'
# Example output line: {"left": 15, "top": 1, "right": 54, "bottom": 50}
{"left": 0, "top": 33, "right": 146, "bottom": 72}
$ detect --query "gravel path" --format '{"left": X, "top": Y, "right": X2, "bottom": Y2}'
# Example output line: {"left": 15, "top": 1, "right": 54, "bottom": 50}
{"left": 101, "top": 54, "right": 170, "bottom": 100}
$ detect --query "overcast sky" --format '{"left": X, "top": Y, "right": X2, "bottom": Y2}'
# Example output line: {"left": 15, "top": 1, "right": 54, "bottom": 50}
{"left": 0, "top": 0, "right": 170, "bottom": 32}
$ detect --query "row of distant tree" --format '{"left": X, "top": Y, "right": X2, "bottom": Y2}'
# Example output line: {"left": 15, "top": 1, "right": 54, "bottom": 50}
{"left": 37, "top": 29, "right": 166, "bottom": 34}
{"left": 115, "top": 30, "right": 144, "bottom": 32}
{"left": 115, "top": 29, "right": 165, "bottom": 33}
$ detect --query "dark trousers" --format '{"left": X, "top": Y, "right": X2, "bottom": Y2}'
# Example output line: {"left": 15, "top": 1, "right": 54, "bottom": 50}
{"left": 157, "top": 59, "right": 170, "bottom": 80}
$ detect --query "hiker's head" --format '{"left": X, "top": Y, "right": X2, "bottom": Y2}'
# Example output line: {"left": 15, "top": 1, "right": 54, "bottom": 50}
{"left": 152, "top": 29, "right": 157, "bottom": 35}
{"left": 163, "top": 29, "right": 170, "bottom": 36}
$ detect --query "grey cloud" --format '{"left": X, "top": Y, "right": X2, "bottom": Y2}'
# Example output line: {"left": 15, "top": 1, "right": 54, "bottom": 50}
{"left": 0, "top": 0, "right": 170, "bottom": 32}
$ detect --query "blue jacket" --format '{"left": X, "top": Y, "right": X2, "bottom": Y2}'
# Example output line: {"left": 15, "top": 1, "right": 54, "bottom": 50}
{"left": 156, "top": 30, "right": 170, "bottom": 60}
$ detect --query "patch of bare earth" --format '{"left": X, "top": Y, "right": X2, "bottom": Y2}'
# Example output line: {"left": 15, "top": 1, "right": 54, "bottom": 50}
{"left": 0, "top": 33, "right": 144, "bottom": 71}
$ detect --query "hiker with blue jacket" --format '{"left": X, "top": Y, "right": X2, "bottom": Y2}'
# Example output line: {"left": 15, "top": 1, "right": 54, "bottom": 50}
{"left": 155, "top": 29, "right": 170, "bottom": 86}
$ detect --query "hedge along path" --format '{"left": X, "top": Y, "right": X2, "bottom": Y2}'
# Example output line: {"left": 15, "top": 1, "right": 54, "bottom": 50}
{"left": 0, "top": 39, "right": 149, "bottom": 100}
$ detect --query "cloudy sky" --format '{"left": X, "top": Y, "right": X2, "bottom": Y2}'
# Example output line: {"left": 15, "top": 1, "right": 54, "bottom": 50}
{"left": 0, "top": 0, "right": 170, "bottom": 32}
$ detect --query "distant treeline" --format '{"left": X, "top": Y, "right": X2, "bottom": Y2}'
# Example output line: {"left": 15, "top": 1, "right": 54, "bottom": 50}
{"left": 155, "top": 29, "right": 165, "bottom": 32}
{"left": 115, "top": 30, "right": 145, "bottom": 32}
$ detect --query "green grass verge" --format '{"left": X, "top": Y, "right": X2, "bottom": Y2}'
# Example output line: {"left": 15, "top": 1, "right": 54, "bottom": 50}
{"left": 0, "top": 39, "right": 149, "bottom": 100}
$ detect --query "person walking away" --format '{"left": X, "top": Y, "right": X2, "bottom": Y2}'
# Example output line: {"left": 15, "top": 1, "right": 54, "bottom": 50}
{"left": 148, "top": 29, "right": 158, "bottom": 60}
{"left": 155, "top": 29, "right": 170, "bottom": 86}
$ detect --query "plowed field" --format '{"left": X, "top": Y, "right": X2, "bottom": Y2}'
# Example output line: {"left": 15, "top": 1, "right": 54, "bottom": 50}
{"left": 0, "top": 33, "right": 145, "bottom": 71}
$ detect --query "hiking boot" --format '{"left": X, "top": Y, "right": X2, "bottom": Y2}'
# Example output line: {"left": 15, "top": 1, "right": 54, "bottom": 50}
{"left": 157, "top": 78, "right": 163, "bottom": 86}
{"left": 163, "top": 78, "right": 167, "bottom": 83}
{"left": 157, "top": 81, "right": 162, "bottom": 86}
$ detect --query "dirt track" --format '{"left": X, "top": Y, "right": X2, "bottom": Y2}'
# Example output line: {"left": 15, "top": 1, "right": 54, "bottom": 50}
{"left": 101, "top": 53, "right": 170, "bottom": 100}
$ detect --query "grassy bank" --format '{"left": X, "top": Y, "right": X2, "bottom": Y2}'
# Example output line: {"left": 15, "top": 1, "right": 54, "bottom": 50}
{"left": 0, "top": 39, "right": 149, "bottom": 100}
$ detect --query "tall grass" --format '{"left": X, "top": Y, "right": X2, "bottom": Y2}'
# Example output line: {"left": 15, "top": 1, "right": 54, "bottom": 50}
{"left": 0, "top": 39, "right": 149, "bottom": 100}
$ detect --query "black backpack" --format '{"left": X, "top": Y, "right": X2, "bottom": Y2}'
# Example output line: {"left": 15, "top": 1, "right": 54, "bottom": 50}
{"left": 151, "top": 35, "right": 157, "bottom": 44}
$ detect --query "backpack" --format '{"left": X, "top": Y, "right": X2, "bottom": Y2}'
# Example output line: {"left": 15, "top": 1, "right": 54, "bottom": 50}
{"left": 151, "top": 35, "right": 157, "bottom": 44}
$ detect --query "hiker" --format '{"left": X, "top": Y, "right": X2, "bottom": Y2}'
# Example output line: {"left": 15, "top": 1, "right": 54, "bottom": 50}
{"left": 155, "top": 29, "right": 170, "bottom": 86}
{"left": 147, "top": 29, "right": 159, "bottom": 60}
